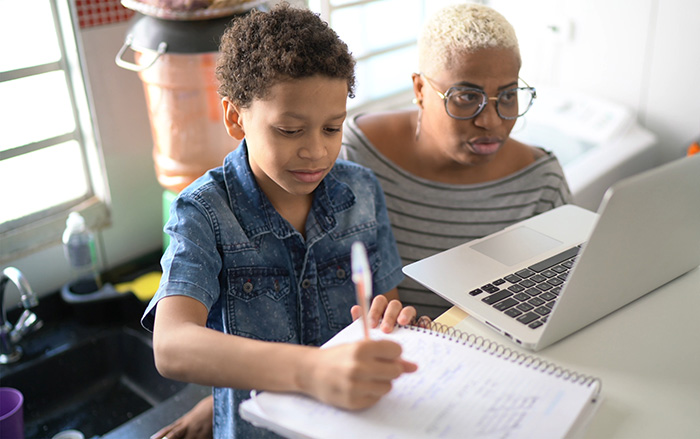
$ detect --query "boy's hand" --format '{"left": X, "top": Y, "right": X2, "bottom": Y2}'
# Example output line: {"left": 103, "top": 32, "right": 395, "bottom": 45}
{"left": 351, "top": 294, "right": 418, "bottom": 333}
{"left": 150, "top": 394, "right": 213, "bottom": 439}
{"left": 303, "top": 339, "right": 417, "bottom": 410}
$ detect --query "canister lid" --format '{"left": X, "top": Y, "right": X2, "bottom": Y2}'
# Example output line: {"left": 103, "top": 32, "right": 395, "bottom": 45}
{"left": 125, "top": 12, "right": 241, "bottom": 54}
{"left": 121, "top": 0, "right": 266, "bottom": 21}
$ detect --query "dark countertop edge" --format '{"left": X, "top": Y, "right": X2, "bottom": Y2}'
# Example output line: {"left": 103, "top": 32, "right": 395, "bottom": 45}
{"left": 101, "top": 383, "right": 212, "bottom": 439}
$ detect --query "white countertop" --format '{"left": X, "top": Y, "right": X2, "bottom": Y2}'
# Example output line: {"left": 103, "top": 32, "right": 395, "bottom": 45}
{"left": 436, "top": 266, "right": 700, "bottom": 439}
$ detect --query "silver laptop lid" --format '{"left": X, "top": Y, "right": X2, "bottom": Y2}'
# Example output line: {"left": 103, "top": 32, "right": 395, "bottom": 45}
{"left": 538, "top": 153, "right": 700, "bottom": 349}
{"left": 403, "top": 154, "right": 700, "bottom": 351}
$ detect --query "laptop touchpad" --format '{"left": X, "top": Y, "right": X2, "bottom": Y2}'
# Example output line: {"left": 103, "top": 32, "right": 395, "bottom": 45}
{"left": 472, "top": 226, "right": 562, "bottom": 266}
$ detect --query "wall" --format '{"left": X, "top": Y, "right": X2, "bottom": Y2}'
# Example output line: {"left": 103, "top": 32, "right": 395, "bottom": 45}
{"left": 3, "top": 0, "right": 698, "bottom": 307}
{"left": 491, "top": 0, "right": 700, "bottom": 162}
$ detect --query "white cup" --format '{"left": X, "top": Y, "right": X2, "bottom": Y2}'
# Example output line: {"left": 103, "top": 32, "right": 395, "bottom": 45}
{"left": 51, "top": 429, "right": 85, "bottom": 439}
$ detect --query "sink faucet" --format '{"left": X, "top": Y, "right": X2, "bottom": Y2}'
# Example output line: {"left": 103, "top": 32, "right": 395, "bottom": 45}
{"left": 1, "top": 267, "right": 43, "bottom": 364}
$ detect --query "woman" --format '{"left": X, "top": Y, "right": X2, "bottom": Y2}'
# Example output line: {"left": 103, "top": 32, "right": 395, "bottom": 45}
{"left": 342, "top": 2, "right": 572, "bottom": 319}
{"left": 151, "top": 3, "right": 572, "bottom": 438}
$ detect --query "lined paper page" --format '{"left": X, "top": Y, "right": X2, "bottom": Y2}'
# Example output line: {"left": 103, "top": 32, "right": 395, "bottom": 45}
{"left": 242, "top": 321, "right": 598, "bottom": 439}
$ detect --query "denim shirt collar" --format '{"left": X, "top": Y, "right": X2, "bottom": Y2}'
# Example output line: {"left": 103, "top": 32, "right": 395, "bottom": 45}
{"left": 223, "top": 140, "right": 356, "bottom": 240}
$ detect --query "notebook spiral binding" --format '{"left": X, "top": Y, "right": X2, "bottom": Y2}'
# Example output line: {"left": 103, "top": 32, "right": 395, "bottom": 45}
{"left": 402, "top": 321, "right": 602, "bottom": 399}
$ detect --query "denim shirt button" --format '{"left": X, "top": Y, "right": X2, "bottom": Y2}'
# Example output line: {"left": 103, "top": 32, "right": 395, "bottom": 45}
{"left": 243, "top": 282, "right": 253, "bottom": 293}
{"left": 336, "top": 268, "right": 346, "bottom": 279}
{"left": 301, "top": 279, "right": 311, "bottom": 289}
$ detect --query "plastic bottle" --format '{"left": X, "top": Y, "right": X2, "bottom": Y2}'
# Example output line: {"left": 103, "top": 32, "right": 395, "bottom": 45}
{"left": 62, "top": 211, "right": 102, "bottom": 293}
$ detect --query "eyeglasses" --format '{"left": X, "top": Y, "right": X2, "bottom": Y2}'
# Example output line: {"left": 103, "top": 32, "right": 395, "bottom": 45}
{"left": 422, "top": 74, "right": 537, "bottom": 120}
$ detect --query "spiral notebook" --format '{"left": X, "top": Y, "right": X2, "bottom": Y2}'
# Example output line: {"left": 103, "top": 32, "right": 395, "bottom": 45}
{"left": 240, "top": 319, "right": 602, "bottom": 439}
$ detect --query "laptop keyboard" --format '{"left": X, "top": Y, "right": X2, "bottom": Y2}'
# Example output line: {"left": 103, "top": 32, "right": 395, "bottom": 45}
{"left": 469, "top": 246, "right": 581, "bottom": 329}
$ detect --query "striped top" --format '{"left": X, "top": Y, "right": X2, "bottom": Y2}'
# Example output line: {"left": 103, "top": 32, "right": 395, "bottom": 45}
{"left": 342, "top": 114, "right": 573, "bottom": 318}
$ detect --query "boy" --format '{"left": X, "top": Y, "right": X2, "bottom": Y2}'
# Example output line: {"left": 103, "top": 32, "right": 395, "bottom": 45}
{"left": 142, "top": 4, "right": 417, "bottom": 438}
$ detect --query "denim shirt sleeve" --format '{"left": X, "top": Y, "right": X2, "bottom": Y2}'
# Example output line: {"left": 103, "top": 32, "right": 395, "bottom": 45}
{"left": 141, "top": 183, "right": 224, "bottom": 331}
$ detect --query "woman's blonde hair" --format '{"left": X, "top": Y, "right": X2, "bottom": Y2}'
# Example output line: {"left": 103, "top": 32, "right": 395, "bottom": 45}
{"left": 418, "top": 2, "right": 520, "bottom": 76}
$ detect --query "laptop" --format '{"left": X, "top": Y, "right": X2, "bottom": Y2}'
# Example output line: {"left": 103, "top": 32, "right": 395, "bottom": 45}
{"left": 403, "top": 154, "right": 700, "bottom": 351}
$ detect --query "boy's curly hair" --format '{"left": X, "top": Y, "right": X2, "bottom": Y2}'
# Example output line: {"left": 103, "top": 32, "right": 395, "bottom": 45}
{"left": 216, "top": 3, "right": 356, "bottom": 108}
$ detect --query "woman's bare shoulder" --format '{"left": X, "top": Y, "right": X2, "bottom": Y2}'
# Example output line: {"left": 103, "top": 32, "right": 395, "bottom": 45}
{"left": 355, "top": 110, "right": 414, "bottom": 147}
{"left": 506, "top": 137, "right": 547, "bottom": 164}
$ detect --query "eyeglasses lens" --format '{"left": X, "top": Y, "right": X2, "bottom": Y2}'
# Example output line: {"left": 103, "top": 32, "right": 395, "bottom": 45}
{"left": 446, "top": 88, "right": 534, "bottom": 119}
{"left": 498, "top": 88, "right": 535, "bottom": 119}
{"left": 445, "top": 90, "right": 485, "bottom": 119}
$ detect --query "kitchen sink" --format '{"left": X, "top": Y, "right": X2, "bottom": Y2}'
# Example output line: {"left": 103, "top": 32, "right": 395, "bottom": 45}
{"left": 1, "top": 326, "right": 187, "bottom": 439}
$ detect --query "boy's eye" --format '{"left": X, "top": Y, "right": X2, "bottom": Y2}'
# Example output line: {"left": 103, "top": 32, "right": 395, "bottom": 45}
{"left": 324, "top": 127, "right": 341, "bottom": 134}
{"left": 278, "top": 128, "right": 302, "bottom": 136}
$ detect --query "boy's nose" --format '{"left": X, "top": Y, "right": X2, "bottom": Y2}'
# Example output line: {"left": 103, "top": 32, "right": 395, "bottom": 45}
{"left": 300, "top": 133, "right": 328, "bottom": 160}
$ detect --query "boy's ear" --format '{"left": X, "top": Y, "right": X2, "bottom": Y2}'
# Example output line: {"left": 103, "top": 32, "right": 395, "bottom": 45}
{"left": 222, "top": 98, "right": 246, "bottom": 140}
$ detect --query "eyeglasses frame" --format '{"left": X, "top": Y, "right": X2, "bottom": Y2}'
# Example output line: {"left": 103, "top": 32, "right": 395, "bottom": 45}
{"left": 421, "top": 74, "right": 537, "bottom": 121}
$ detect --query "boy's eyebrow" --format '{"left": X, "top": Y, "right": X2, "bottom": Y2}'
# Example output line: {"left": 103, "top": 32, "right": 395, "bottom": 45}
{"left": 280, "top": 111, "right": 347, "bottom": 121}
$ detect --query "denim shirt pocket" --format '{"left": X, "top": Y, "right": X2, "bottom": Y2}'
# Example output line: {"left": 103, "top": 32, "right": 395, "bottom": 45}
{"left": 317, "top": 244, "right": 380, "bottom": 331}
{"left": 226, "top": 266, "right": 295, "bottom": 342}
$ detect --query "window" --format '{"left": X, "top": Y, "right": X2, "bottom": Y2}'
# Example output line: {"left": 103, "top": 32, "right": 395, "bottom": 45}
{"left": 0, "top": 0, "right": 110, "bottom": 262}
{"left": 308, "top": 0, "right": 470, "bottom": 113}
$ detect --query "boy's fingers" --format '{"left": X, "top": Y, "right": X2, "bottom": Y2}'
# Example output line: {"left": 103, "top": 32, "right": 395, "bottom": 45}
{"left": 396, "top": 306, "right": 417, "bottom": 326}
{"left": 367, "top": 295, "right": 388, "bottom": 327}
{"left": 358, "top": 339, "right": 401, "bottom": 358}
{"left": 350, "top": 305, "right": 362, "bottom": 321}
{"left": 399, "top": 358, "right": 419, "bottom": 373}
{"left": 362, "top": 341, "right": 417, "bottom": 379}
{"left": 379, "top": 300, "right": 403, "bottom": 332}
{"left": 414, "top": 315, "right": 432, "bottom": 328}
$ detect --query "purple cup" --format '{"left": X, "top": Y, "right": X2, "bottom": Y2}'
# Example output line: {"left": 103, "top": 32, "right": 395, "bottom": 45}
{"left": 0, "top": 387, "right": 24, "bottom": 439}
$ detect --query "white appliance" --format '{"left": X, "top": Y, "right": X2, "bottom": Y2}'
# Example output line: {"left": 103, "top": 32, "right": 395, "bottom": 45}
{"left": 511, "top": 86, "right": 658, "bottom": 211}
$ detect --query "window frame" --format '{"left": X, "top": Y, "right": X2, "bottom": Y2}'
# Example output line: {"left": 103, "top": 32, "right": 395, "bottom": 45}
{"left": 309, "top": 0, "right": 420, "bottom": 114}
{"left": 0, "top": 0, "right": 110, "bottom": 263}
{"left": 310, "top": 0, "right": 470, "bottom": 114}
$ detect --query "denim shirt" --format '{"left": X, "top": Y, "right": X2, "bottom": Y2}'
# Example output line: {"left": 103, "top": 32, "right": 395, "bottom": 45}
{"left": 142, "top": 140, "right": 403, "bottom": 439}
